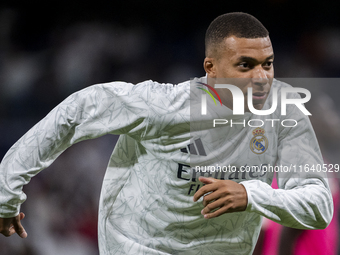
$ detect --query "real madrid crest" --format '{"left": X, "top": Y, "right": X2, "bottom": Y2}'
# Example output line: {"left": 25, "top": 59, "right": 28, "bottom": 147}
{"left": 250, "top": 127, "right": 268, "bottom": 154}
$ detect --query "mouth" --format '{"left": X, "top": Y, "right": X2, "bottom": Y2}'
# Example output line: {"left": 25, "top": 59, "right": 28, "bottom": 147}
{"left": 252, "top": 92, "right": 268, "bottom": 101}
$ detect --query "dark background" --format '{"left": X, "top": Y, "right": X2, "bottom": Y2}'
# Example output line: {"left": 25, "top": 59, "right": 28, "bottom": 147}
{"left": 0, "top": 1, "right": 340, "bottom": 254}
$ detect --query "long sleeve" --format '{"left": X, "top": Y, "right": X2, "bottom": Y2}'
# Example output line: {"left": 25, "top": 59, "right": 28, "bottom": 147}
{"left": 0, "top": 81, "right": 150, "bottom": 217}
{"left": 241, "top": 89, "right": 333, "bottom": 230}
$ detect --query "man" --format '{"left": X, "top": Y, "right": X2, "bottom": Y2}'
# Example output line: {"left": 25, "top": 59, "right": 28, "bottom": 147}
{"left": 0, "top": 12, "right": 333, "bottom": 255}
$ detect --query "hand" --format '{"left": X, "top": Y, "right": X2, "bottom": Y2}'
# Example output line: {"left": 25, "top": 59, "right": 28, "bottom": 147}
{"left": 0, "top": 212, "right": 27, "bottom": 238}
{"left": 193, "top": 177, "right": 248, "bottom": 219}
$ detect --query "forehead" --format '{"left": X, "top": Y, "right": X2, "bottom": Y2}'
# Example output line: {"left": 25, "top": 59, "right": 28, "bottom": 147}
{"left": 220, "top": 36, "right": 273, "bottom": 61}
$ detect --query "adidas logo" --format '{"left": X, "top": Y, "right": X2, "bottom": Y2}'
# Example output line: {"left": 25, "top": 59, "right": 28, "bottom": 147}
{"left": 180, "top": 138, "right": 207, "bottom": 156}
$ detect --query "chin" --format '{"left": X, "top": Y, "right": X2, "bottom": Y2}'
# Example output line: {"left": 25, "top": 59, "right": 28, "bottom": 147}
{"left": 254, "top": 104, "right": 264, "bottom": 110}
{"left": 245, "top": 104, "right": 264, "bottom": 112}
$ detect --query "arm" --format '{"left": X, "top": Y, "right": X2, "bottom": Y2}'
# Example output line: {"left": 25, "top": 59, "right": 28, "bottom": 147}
{"left": 240, "top": 93, "right": 333, "bottom": 229}
{"left": 194, "top": 87, "right": 333, "bottom": 229}
{"left": 0, "top": 81, "right": 150, "bottom": 234}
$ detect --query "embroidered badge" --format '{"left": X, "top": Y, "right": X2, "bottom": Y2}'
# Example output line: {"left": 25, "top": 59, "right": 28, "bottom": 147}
{"left": 250, "top": 127, "right": 268, "bottom": 154}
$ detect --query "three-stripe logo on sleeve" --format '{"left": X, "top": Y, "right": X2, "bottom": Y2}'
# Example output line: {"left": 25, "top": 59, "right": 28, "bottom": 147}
{"left": 180, "top": 138, "right": 207, "bottom": 156}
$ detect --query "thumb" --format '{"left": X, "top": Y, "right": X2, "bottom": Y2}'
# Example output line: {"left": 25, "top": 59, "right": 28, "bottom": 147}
{"left": 13, "top": 213, "right": 27, "bottom": 238}
{"left": 198, "top": 176, "right": 218, "bottom": 184}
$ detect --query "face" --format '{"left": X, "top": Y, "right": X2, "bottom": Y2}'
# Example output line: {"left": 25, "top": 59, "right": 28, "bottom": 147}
{"left": 204, "top": 36, "right": 274, "bottom": 111}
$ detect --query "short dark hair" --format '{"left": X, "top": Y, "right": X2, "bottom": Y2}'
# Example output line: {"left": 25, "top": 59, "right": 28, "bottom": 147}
{"left": 205, "top": 12, "right": 269, "bottom": 57}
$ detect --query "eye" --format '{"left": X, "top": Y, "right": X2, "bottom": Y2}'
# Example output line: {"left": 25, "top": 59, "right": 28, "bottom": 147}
{"left": 263, "top": 61, "right": 273, "bottom": 68}
{"left": 239, "top": 62, "right": 252, "bottom": 69}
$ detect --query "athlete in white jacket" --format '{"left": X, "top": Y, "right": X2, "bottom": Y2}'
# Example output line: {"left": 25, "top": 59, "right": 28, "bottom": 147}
{"left": 0, "top": 12, "right": 333, "bottom": 255}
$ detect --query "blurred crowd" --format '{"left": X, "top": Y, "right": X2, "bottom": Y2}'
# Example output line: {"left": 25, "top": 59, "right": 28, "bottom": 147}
{"left": 0, "top": 3, "right": 340, "bottom": 255}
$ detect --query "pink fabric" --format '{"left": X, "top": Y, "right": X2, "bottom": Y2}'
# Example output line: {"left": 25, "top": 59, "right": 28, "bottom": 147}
{"left": 262, "top": 221, "right": 282, "bottom": 255}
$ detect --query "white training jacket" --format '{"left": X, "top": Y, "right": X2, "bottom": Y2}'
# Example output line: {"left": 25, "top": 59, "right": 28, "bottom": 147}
{"left": 0, "top": 78, "right": 333, "bottom": 255}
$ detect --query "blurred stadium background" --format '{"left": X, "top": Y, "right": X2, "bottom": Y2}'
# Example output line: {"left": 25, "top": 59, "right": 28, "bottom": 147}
{"left": 0, "top": 1, "right": 340, "bottom": 254}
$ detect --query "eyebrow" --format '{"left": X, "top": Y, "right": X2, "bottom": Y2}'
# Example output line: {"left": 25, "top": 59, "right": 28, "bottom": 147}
{"left": 236, "top": 54, "right": 274, "bottom": 63}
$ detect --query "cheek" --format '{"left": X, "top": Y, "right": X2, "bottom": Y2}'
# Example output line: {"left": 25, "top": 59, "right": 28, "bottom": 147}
{"left": 268, "top": 66, "right": 274, "bottom": 79}
{"left": 215, "top": 62, "right": 235, "bottom": 78}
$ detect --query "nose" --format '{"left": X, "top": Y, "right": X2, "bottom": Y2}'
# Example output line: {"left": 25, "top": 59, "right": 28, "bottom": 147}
{"left": 252, "top": 68, "right": 268, "bottom": 86}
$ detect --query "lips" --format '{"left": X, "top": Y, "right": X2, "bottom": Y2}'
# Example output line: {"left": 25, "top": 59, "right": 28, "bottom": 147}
{"left": 252, "top": 92, "right": 268, "bottom": 101}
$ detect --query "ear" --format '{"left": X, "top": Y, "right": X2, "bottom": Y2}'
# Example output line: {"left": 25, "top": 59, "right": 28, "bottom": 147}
{"left": 203, "top": 57, "right": 217, "bottom": 78}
